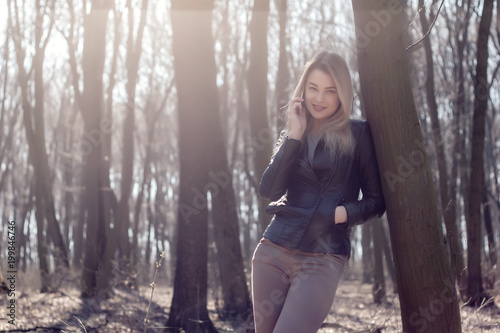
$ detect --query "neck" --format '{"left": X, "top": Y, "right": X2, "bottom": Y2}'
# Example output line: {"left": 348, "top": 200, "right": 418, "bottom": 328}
{"left": 309, "top": 118, "right": 325, "bottom": 135}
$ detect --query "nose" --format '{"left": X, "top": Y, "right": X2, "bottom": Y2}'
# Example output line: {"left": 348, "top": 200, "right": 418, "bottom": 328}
{"left": 315, "top": 91, "right": 324, "bottom": 102}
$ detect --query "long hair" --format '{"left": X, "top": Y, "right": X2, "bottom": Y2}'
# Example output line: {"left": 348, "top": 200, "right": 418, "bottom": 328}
{"left": 282, "top": 51, "right": 354, "bottom": 158}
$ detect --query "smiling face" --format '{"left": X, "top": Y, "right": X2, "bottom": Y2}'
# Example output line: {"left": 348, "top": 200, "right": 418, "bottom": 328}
{"left": 304, "top": 68, "right": 341, "bottom": 133}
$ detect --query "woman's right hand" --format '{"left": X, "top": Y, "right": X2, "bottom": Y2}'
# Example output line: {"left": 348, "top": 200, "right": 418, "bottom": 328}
{"left": 287, "top": 93, "right": 307, "bottom": 141}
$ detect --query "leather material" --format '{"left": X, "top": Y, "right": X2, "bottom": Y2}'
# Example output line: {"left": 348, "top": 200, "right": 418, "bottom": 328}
{"left": 260, "top": 118, "right": 385, "bottom": 255}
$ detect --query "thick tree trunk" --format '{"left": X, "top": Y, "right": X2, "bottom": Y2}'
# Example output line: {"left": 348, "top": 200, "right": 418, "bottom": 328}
{"left": 247, "top": 0, "right": 273, "bottom": 234}
{"left": 352, "top": 1, "right": 461, "bottom": 332}
{"left": 466, "top": 0, "right": 494, "bottom": 307}
{"left": 167, "top": 1, "right": 218, "bottom": 331}
{"left": 80, "top": 0, "right": 112, "bottom": 298}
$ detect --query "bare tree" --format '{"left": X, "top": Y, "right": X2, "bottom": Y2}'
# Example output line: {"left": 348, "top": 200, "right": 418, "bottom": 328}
{"left": 115, "top": 0, "right": 149, "bottom": 272}
{"left": 352, "top": 0, "right": 461, "bottom": 331}
{"left": 466, "top": 0, "right": 495, "bottom": 307}
{"left": 417, "top": 0, "right": 464, "bottom": 286}
{"left": 167, "top": 1, "right": 219, "bottom": 331}
{"left": 80, "top": 0, "right": 113, "bottom": 298}
{"left": 8, "top": 0, "right": 69, "bottom": 292}
{"left": 275, "top": 0, "right": 289, "bottom": 131}
{"left": 247, "top": 0, "right": 273, "bottom": 233}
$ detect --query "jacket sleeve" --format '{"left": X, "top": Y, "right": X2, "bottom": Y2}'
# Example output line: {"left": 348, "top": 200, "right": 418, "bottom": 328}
{"left": 343, "top": 122, "right": 386, "bottom": 226}
{"left": 260, "top": 137, "right": 302, "bottom": 201}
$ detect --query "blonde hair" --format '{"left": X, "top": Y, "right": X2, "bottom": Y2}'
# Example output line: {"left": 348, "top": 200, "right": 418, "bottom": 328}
{"left": 284, "top": 51, "right": 354, "bottom": 157}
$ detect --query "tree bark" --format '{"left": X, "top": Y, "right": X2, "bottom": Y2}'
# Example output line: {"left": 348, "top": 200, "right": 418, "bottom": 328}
{"left": 80, "top": 0, "right": 112, "bottom": 298}
{"left": 247, "top": 0, "right": 273, "bottom": 234}
{"left": 352, "top": 1, "right": 461, "bottom": 331}
{"left": 466, "top": 0, "right": 495, "bottom": 307}
{"left": 167, "top": 1, "right": 218, "bottom": 331}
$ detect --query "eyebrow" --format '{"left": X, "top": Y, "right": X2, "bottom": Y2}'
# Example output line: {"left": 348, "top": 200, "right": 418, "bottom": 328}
{"left": 307, "top": 82, "right": 337, "bottom": 90}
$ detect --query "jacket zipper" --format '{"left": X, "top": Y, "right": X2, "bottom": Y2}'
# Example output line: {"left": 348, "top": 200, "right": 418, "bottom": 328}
{"left": 298, "top": 153, "right": 338, "bottom": 196}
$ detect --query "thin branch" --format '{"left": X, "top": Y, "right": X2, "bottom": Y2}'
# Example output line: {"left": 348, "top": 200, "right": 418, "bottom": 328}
{"left": 406, "top": 0, "right": 445, "bottom": 52}
{"left": 402, "top": 0, "right": 432, "bottom": 35}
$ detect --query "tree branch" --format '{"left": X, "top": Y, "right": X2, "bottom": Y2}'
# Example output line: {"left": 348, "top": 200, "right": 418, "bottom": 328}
{"left": 406, "top": 0, "right": 445, "bottom": 52}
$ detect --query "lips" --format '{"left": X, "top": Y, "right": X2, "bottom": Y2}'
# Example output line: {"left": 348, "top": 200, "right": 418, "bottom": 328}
{"left": 312, "top": 104, "right": 327, "bottom": 112}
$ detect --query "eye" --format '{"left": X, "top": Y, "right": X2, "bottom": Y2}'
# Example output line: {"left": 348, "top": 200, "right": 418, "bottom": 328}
{"left": 327, "top": 90, "right": 337, "bottom": 94}
{"left": 308, "top": 86, "right": 317, "bottom": 91}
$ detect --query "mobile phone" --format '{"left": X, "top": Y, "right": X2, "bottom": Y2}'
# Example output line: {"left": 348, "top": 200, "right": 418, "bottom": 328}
{"left": 300, "top": 89, "right": 305, "bottom": 110}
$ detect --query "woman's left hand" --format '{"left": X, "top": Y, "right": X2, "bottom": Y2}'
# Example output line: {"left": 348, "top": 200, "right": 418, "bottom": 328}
{"left": 335, "top": 206, "right": 348, "bottom": 224}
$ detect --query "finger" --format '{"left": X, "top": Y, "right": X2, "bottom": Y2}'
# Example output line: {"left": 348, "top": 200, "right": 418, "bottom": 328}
{"left": 289, "top": 95, "right": 304, "bottom": 104}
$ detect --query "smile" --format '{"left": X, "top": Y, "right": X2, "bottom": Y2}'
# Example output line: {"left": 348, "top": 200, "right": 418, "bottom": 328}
{"left": 312, "top": 104, "right": 327, "bottom": 112}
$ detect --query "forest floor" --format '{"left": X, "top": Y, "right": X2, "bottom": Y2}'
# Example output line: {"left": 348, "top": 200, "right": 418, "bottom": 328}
{"left": 0, "top": 270, "right": 499, "bottom": 333}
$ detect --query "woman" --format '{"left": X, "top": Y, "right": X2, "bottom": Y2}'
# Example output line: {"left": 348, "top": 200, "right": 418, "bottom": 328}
{"left": 252, "top": 50, "right": 385, "bottom": 333}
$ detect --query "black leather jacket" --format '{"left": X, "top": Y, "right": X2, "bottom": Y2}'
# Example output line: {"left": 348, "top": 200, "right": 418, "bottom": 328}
{"left": 260, "top": 118, "right": 385, "bottom": 256}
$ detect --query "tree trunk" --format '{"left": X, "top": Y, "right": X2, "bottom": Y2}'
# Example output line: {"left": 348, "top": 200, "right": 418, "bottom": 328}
{"left": 372, "top": 219, "right": 385, "bottom": 304}
{"left": 418, "top": 0, "right": 462, "bottom": 284}
{"left": 95, "top": 3, "right": 120, "bottom": 296}
{"left": 482, "top": 180, "right": 496, "bottom": 267}
{"left": 352, "top": 1, "right": 461, "bottom": 332}
{"left": 247, "top": 0, "right": 273, "bottom": 234}
{"left": 466, "top": 0, "right": 494, "bottom": 307}
{"left": 132, "top": 102, "right": 161, "bottom": 270}
{"left": 204, "top": 11, "right": 252, "bottom": 317}
{"left": 80, "top": 0, "right": 112, "bottom": 298}
{"left": 361, "top": 223, "right": 373, "bottom": 284}
{"left": 73, "top": 189, "right": 85, "bottom": 268}
{"left": 484, "top": 112, "right": 497, "bottom": 268}
{"left": 9, "top": 0, "right": 69, "bottom": 292}
{"left": 381, "top": 221, "right": 396, "bottom": 292}
{"left": 167, "top": 1, "right": 218, "bottom": 331}
{"left": 115, "top": 0, "right": 149, "bottom": 272}
{"left": 208, "top": 148, "right": 252, "bottom": 318}
{"left": 275, "top": 0, "right": 289, "bottom": 132}
{"left": 449, "top": 0, "right": 473, "bottom": 293}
